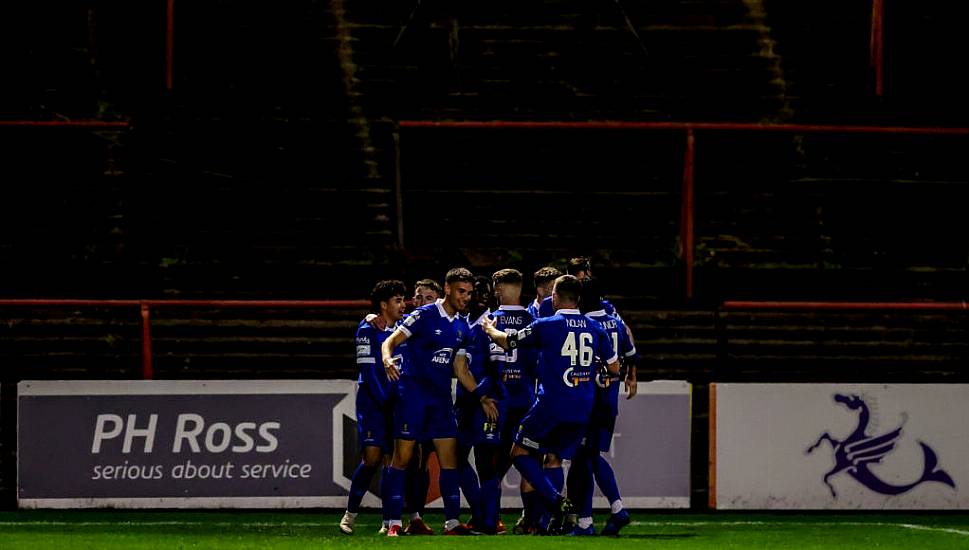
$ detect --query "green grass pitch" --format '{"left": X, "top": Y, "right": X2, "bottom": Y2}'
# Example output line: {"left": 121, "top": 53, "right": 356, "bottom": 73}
{"left": 2, "top": 511, "right": 969, "bottom": 549}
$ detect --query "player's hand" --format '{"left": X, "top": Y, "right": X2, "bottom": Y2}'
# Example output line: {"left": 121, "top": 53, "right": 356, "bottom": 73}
{"left": 383, "top": 355, "right": 401, "bottom": 381}
{"left": 624, "top": 377, "right": 638, "bottom": 399}
{"left": 480, "top": 397, "right": 498, "bottom": 422}
{"left": 480, "top": 316, "right": 496, "bottom": 335}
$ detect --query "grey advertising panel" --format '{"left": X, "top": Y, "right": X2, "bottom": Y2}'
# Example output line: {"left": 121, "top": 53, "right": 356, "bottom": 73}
{"left": 18, "top": 380, "right": 355, "bottom": 508}
{"left": 496, "top": 380, "right": 692, "bottom": 509}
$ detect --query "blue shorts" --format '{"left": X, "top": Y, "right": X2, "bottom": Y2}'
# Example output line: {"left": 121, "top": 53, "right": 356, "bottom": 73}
{"left": 585, "top": 408, "right": 617, "bottom": 453}
{"left": 514, "top": 403, "right": 587, "bottom": 460}
{"left": 395, "top": 382, "right": 458, "bottom": 441}
{"left": 456, "top": 396, "right": 507, "bottom": 448}
{"left": 356, "top": 390, "right": 394, "bottom": 453}
{"left": 500, "top": 405, "right": 531, "bottom": 448}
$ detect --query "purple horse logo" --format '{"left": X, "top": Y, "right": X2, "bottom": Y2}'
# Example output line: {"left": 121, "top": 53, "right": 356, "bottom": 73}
{"left": 806, "top": 393, "right": 955, "bottom": 498}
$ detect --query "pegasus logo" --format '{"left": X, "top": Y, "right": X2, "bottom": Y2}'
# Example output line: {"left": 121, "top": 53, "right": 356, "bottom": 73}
{"left": 806, "top": 393, "right": 955, "bottom": 498}
{"left": 434, "top": 329, "right": 442, "bottom": 335}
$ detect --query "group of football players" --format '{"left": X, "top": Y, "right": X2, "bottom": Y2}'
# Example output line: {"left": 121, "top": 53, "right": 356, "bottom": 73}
{"left": 340, "top": 258, "right": 639, "bottom": 537}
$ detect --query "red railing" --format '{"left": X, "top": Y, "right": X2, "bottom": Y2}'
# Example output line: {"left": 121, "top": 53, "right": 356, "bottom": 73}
{"left": 0, "top": 299, "right": 369, "bottom": 380}
{"left": 723, "top": 300, "right": 969, "bottom": 312}
{"left": 0, "top": 121, "right": 128, "bottom": 128}
{"left": 870, "top": 0, "right": 885, "bottom": 96}
{"left": 397, "top": 120, "right": 969, "bottom": 300}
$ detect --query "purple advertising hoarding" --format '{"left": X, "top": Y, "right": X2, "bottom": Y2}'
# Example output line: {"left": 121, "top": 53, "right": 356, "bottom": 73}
{"left": 18, "top": 380, "right": 355, "bottom": 508}
{"left": 18, "top": 379, "right": 690, "bottom": 509}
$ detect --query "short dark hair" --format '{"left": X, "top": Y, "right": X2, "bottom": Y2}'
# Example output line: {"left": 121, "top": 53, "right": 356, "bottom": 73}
{"left": 371, "top": 279, "right": 407, "bottom": 312}
{"left": 414, "top": 278, "right": 442, "bottom": 295}
{"left": 567, "top": 257, "right": 592, "bottom": 276}
{"left": 552, "top": 275, "right": 582, "bottom": 304}
{"left": 445, "top": 267, "right": 474, "bottom": 285}
{"left": 533, "top": 266, "right": 563, "bottom": 288}
{"left": 492, "top": 268, "right": 523, "bottom": 287}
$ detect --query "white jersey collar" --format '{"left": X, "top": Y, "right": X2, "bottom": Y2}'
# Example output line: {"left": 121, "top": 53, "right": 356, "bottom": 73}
{"left": 557, "top": 308, "right": 580, "bottom": 315}
{"left": 435, "top": 298, "right": 458, "bottom": 321}
{"left": 499, "top": 304, "right": 526, "bottom": 311}
{"left": 471, "top": 309, "right": 492, "bottom": 326}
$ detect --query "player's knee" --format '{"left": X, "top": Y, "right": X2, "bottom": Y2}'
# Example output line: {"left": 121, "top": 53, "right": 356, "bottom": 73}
{"left": 510, "top": 444, "right": 530, "bottom": 458}
{"left": 362, "top": 447, "right": 383, "bottom": 467}
{"left": 392, "top": 441, "right": 416, "bottom": 468}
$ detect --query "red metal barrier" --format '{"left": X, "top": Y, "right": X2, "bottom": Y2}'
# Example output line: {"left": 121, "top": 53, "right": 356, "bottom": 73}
{"left": 870, "top": 0, "right": 884, "bottom": 96}
{"left": 0, "top": 298, "right": 370, "bottom": 380}
{"left": 166, "top": 0, "right": 175, "bottom": 90}
{"left": 723, "top": 300, "right": 969, "bottom": 312}
{"left": 0, "top": 121, "right": 129, "bottom": 128}
{"left": 681, "top": 129, "right": 695, "bottom": 299}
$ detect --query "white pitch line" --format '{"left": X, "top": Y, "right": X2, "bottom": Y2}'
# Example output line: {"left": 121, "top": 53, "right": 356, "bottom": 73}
{"left": 898, "top": 523, "right": 969, "bottom": 537}
{"left": 0, "top": 521, "right": 330, "bottom": 528}
{"left": 632, "top": 520, "right": 969, "bottom": 537}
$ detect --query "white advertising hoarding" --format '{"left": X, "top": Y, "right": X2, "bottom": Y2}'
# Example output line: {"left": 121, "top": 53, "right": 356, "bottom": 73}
{"left": 712, "top": 383, "right": 967, "bottom": 509}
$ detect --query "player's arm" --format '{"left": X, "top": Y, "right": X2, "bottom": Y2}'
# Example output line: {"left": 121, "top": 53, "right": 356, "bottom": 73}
{"left": 454, "top": 352, "right": 498, "bottom": 421}
{"left": 482, "top": 316, "right": 536, "bottom": 351}
{"left": 619, "top": 319, "right": 639, "bottom": 399}
{"left": 594, "top": 325, "right": 621, "bottom": 375}
{"left": 481, "top": 316, "right": 511, "bottom": 349}
{"left": 380, "top": 328, "right": 408, "bottom": 381}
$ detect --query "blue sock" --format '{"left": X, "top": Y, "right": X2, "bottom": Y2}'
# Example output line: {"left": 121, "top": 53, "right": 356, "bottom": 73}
{"left": 594, "top": 454, "right": 621, "bottom": 505}
{"left": 522, "top": 489, "right": 539, "bottom": 522}
{"left": 480, "top": 477, "right": 500, "bottom": 530}
{"left": 570, "top": 452, "right": 594, "bottom": 518}
{"left": 419, "top": 467, "right": 430, "bottom": 515}
{"left": 439, "top": 467, "right": 461, "bottom": 522}
{"left": 347, "top": 463, "right": 377, "bottom": 513}
{"left": 512, "top": 455, "right": 559, "bottom": 505}
{"left": 459, "top": 462, "right": 481, "bottom": 523}
{"left": 545, "top": 465, "right": 564, "bottom": 494}
{"left": 380, "top": 466, "right": 390, "bottom": 520}
{"left": 403, "top": 464, "right": 418, "bottom": 515}
{"left": 385, "top": 466, "right": 406, "bottom": 522}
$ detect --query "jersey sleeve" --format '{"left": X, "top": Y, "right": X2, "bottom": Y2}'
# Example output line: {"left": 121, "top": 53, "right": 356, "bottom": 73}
{"left": 397, "top": 307, "right": 426, "bottom": 339}
{"left": 507, "top": 318, "right": 542, "bottom": 350}
{"left": 616, "top": 318, "right": 639, "bottom": 365}
{"left": 356, "top": 324, "right": 389, "bottom": 405}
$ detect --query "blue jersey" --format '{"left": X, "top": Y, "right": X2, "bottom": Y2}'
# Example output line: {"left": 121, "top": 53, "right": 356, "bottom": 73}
{"left": 527, "top": 298, "right": 544, "bottom": 319}
{"left": 456, "top": 310, "right": 504, "bottom": 402}
{"left": 585, "top": 309, "right": 638, "bottom": 416}
{"left": 510, "top": 308, "right": 617, "bottom": 423}
{"left": 536, "top": 296, "right": 620, "bottom": 319}
{"left": 489, "top": 305, "right": 537, "bottom": 408}
{"left": 355, "top": 317, "right": 397, "bottom": 407}
{"left": 398, "top": 299, "right": 469, "bottom": 397}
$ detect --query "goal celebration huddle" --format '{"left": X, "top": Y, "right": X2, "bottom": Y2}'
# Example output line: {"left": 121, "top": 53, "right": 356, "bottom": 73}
{"left": 341, "top": 259, "right": 639, "bottom": 537}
